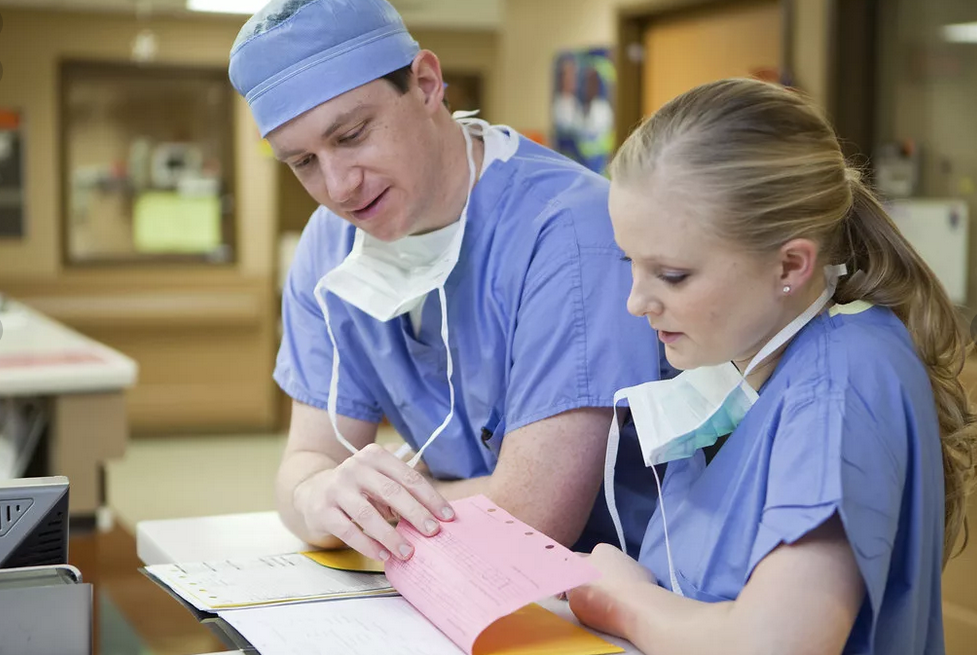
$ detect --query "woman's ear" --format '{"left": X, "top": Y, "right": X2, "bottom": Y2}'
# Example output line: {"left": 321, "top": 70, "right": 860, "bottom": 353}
{"left": 411, "top": 50, "right": 446, "bottom": 114}
{"left": 778, "top": 238, "right": 819, "bottom": 294}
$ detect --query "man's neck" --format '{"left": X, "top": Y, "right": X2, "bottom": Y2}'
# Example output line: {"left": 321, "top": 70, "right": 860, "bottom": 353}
{"left": 419, "top": 119, "right": 485, "bottom": 235}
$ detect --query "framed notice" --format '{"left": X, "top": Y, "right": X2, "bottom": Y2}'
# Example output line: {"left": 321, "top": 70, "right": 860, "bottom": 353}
{"left": 0, "top": 109, "right": 24, "bottom": 239}
{"left": 552, "top": 48, "right": 616, "bottom": 176}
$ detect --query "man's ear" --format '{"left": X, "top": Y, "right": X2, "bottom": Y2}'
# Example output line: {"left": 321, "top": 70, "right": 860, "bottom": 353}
{"left": 411, "top": 50, "right": 445, "bottom": 114}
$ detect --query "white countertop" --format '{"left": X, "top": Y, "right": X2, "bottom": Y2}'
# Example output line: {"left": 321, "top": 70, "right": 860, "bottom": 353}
{"left": 137, "top": 511, "right": 310, "bottom": 567}
{"left": 0, "top": 298, "right": 138, "bottom": 396}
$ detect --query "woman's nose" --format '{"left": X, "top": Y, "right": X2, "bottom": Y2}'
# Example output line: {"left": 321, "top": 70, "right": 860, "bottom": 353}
{"left": 627, "top": 283, "right": 663, "bottom": 318}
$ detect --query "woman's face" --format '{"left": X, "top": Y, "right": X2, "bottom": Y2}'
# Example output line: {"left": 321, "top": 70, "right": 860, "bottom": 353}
{"left": 609, "top": 181, "right": 792, "bottom": 371}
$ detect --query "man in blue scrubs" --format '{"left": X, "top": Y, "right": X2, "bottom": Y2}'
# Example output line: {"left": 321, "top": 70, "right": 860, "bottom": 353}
{"left": 229, "top": 0, "right": 663, "bottom": 563}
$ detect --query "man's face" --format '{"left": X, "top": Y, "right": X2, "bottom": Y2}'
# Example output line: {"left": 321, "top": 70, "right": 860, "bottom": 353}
{"left": 267, "top": 73, "right": 443, "bottom": 242}
{"left": 560, "top": 59, "right": 577, "bottom": 95}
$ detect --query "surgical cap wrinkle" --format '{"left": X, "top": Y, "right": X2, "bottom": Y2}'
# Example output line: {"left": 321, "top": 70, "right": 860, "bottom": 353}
{"left": 232, "top": 0, "right": 317, "bottom": 52}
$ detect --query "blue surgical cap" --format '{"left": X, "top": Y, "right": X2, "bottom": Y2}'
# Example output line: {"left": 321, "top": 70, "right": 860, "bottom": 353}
{"left": 229, "top": 0, "right": 420, "bottom": 137}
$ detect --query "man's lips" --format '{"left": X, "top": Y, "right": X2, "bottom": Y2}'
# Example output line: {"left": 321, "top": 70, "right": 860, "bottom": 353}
{"left": 349, "top": 189, "right": 389, "bottom": 220}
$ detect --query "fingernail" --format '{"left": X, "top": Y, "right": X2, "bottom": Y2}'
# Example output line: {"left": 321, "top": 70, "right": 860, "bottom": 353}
{"left": 399, "top": 544, "right": 414, "bottom": 558}
{"left": 378, "top": 550, "right": 390, "bottom": 562}
{"left": 441, "top": 507, "right": 455, "bottom": 520}
{"left": 424, "top": 519, "right": 438, "bottom": 534}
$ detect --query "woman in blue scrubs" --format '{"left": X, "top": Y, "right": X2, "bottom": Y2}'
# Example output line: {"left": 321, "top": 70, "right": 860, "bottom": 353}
{"left": 568, "top": 78, "right": 977, "bottom": 654}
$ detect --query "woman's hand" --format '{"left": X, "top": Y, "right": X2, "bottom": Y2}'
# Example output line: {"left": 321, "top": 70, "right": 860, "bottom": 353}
{"left": 568, "top": 543, "right": 656, "bottom": 639}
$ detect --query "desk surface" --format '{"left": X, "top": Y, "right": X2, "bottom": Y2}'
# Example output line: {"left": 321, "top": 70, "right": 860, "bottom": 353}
{"left": 69, "top": 525, "right": 228, "bottom": 655}
{"left": 0, "top": 299, "right": 137, "bottom": 396}
{"left": 138, "top": 511, "right": 640, "bottom": 655}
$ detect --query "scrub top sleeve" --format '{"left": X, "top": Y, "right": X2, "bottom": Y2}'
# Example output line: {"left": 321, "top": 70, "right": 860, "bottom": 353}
{"left": 273, "top": 227, "right": 383, "bottom": 424}
{"left": 749, "top": 385, "right": 907, "bottom": 648}
{"left": 504, "top": 220, "right": 659, "bottom": 432}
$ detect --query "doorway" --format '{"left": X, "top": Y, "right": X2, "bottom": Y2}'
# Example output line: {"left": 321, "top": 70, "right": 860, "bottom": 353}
{"left": 641, "top": 1, "right": 782, "bottom": 115}
{"left": 617, "top": 0, "right": 786, "bottom": 141}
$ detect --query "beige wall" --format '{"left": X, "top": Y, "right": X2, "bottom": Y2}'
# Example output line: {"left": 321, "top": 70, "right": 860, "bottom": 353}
{"left": 499, "top": 0, "right": 617, "bottom": 134}
{"left": 792, "top": 0, "right": 830, "bottom": 115}
{"left": 0, "top": 9, "right": 499, "bottom": 282}
{"left": 413, "top": 29, "right": 500, "bottom": 121}
{"left": 499, "top": 0, "right": 832, "bottom": 137}
{"left": 0, "top": 9, "right": 278, "bottom": 280}
{"left": 0, "top": 8, "right": 499, "bottom": 434}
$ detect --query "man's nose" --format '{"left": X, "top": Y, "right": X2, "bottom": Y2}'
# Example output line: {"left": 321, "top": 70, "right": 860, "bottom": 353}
{"left": 320, "top": 155, "right": 362, "bottom": 205}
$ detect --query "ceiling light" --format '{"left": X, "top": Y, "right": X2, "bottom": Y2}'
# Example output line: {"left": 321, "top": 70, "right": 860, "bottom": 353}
{"left": 187, "top": 0, "right": 267, "bottom": 14}
{"left": 943, "top": 22, "right": 977, "bottom": 43}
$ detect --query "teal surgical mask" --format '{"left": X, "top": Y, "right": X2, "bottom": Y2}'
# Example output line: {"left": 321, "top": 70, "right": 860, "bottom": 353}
{"left": 604, "top": 264, "right": 848, "bottom": 595}
{"left": 618, "top": 361, "right": 759, "bottom": 468}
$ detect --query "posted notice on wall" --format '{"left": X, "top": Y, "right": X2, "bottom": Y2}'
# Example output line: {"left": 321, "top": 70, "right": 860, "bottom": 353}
{"left": 0, "top": 109, "right": 25, "bottom": 239}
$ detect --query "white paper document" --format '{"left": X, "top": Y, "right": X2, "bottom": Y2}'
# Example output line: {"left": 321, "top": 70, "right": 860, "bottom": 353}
{"left": 218, "top": 595, "right": 640, "bottom": 655}
{"left": 221, "top": 596, "right": 464, "bottom": 655}
{"left": 145, "top": 553, "right": 394, "bottom": 611}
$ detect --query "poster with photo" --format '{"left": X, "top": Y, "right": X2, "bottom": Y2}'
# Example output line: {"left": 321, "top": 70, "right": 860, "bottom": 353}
{"left": 552, "top": 48, "right": 616, "bottom": 175}
{"left": 0, "top": 109, "right": 24, "bottom": 239}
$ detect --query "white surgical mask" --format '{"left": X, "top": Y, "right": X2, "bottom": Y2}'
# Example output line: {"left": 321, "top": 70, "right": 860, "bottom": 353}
{"left": 320, "top": 124, "right": 476, "bottom": 324}
{"left": 311, "top": 116, "right": 516, "bottom": 468}
{"left": 604, "top": 264, "right": 848, "bottom": 595}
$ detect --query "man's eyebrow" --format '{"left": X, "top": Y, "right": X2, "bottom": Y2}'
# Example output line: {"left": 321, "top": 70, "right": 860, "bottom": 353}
{"left": 277, "top": 105, "right": 374, "bottom": 159}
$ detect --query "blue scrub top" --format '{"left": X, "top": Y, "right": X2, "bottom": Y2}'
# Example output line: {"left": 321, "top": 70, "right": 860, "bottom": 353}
{"left": 275, "top": 130, "right": 664, "bottom": 556}
{"left": 638, "top": 304, "right": 945, "bottom": 654}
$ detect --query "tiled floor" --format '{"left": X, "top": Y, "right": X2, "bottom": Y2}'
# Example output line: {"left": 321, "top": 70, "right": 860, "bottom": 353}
{"left": 105, "top": 426, "right": 403, "bottom": 531}
{"left": 105, "top": 433, "right": 284, "bottom": 531}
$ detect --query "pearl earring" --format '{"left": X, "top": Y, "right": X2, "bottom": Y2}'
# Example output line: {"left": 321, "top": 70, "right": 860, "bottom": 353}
{"left": 783, "top": 285, "right": 792, "bottom": 294}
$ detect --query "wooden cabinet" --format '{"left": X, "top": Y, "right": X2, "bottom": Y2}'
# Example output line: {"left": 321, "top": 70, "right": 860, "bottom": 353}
{"left": 945, "top": 353, "right": 977, "bottom": 651}
{"left": 6, "top": 273, "right": 279, "bottom": 436}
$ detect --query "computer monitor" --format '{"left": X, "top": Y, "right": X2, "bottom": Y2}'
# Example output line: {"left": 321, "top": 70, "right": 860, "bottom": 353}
{"left": 0, "top": 476, "right": 69, "bottom": 569}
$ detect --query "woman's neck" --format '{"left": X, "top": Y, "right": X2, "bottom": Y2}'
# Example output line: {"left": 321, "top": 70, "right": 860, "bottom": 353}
{"left": 733, "top": 280, "right": 830, "bottom": 392}
{"left": 734, "top": 348, "right": 787, "bottom": 392}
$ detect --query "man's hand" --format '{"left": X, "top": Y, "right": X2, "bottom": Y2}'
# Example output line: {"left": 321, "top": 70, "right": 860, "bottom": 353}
{"left": 382, "top": 442, "right": 431, "bottom": 476}
{"left": 293, "top": 443, "right": 455, "bottom": 561}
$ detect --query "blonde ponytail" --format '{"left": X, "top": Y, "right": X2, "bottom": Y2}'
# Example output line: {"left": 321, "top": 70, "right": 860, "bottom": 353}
{"left": 836, "top": 175, "right": 977, "bottom": 564}
{"left": 612, "top": 78, "right": 977, "bottom": 566}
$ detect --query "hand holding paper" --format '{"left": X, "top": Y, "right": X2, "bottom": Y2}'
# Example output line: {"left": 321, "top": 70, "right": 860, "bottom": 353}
{"left": 567, "top": 543, "right": 657, "bottom": 641}
{"left": 385, "top": 495, "right": 616, "bottom": 655}
{"left": 153, "top": 495, "right": 629, "bottom": 655}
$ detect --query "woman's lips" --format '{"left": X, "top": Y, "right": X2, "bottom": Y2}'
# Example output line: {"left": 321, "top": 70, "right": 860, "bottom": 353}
{"left": 658, "top": 330, "right": 684, "bottom": 344}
